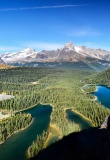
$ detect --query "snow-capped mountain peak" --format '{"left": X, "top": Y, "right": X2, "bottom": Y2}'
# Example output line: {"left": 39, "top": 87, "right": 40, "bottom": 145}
{"left": 21, "top": 48, "right": 35, "bottom": 53}
{"left": 64, "top": 41, "right": 75, "bottom": 51}
{"left": 1, "top": 48, "right": 38, "bottom": 63}
{"left": 1, "top": 41, "right": 110, "bottom": 65}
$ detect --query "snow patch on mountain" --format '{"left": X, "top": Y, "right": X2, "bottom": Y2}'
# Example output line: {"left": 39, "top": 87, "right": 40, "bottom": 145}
{"left": 64, "top": 41, "right": 76, "bottom": 51}
{"left": 1, "top": 48, "right": 38, "bottom": 63}
{"left": 79, "top": 46, "right": 110, "bottom": 60}
{"left": 0, "top": 57, "right": 5, "bottom": 64}
{"left": 1, "top": 41, "right": 110, "bottom": 64}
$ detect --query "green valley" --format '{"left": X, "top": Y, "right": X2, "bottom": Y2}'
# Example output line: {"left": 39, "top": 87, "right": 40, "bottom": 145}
{"left": 0, "top": 66, "right": 110, "bottom": 159}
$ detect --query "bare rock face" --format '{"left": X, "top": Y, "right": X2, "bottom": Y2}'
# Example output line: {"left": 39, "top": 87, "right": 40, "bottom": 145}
{"left": 100, "top": 116, "right": 110, "bottom": 129}
{"left": 1, "top": 41, "right": 110, "bottom": 64}
{"left": 0, "top": 57, "right": 5, "bottom": 64}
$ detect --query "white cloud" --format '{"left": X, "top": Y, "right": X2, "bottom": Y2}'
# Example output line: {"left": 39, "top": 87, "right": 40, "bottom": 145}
{"left": 0, "top": 4, "right": 88, "bottom": 12}
{"left": 76, "top": 42, "right": 93, "bottom": 47}
{"left": 0, "top": 46, "right": 21, "bottom": 52}
{"left": 0, "top": 42, "right": 63, "bottom": 53}
{"left": 66, "top": 27, "right": 101, "bottom": 37}
{"left": 24, "top": 42, "right": 64, "bottom": 51}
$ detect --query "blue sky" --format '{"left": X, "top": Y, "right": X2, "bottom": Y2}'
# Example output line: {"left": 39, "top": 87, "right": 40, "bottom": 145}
{"left": 0, "top": 0, "right": 110, "bottom": 53}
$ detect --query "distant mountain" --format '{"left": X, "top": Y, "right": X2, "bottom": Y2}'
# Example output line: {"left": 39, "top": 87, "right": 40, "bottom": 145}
{"left": 80, "top": 46, "right": 110, "bottom": 61}
{"left": 1, "top": 48, "right": 37, "bottom": 64}
{"left": 1, "top": 41, "right": 110, "bottom": 71}
{"left": 0, "top": 57, "right": 5, "bottom": 64}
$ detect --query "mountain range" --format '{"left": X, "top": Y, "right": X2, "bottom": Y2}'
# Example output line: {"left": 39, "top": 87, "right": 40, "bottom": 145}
{"left": 1, "top": 41, "right": 110, "bottom": 71}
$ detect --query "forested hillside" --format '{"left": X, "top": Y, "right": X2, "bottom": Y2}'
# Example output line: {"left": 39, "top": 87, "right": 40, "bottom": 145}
{"left": 0, "top": 67, "right": 110, "bottom": 158}
{"left": 87, "top": 68, "right": 110, "bottom": 86}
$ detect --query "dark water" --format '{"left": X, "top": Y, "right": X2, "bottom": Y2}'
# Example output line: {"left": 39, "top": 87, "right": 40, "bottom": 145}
{"left": 94, "top": 85, "right": 110, "bottom": 108}
{"left": 0, "top": 104, "right": 52, "bottom": 160}
{"left": 66, "top": 109, "right": 93, "bottom": 130}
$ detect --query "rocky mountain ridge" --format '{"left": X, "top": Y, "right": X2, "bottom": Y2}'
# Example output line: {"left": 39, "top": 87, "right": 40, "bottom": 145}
{"left": 1, "top": 41, "right": 110, "bottom": 71}
{"left": 1, "top": 41, "right": 110, "bottom": 64}
{"left": 1, "top": 48, "right": 37, "bottom": 64}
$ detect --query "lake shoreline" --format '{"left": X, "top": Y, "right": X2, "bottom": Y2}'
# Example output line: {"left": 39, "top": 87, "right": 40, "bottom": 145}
{"left": 0, "top": 102, "right": 51, "bottom": 115}
{"left": 0, "top": 118, "right": 34, "bottom": 145}
{"left": 81, "top": 84, "right": 98, "bottom": 93}
{"left": 94, "top": 85, "right": 110, "bottom": 109}
{"left": 44, "top": 124, "right": 61, "bottom": 148}
{"left": 0, "top": 103, "right": 53, "bottom": 146}
{"left": 64, "top": 107, "right": 94, "bottom": 127}
{"left": 15, "top": 102, "right": 54, "bottom": 114}
{"left": 81, "top": 84, "right": 98, "bottom": 101}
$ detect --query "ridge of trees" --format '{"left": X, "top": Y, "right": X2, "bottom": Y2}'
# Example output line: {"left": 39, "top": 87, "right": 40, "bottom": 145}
{"left": 0, "top": 113, "right": 32, "bottom": 143}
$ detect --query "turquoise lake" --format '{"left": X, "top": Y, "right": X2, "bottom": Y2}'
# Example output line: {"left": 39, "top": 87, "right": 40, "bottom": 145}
{"left": 0, "top": 104, "right": 52, "bottom": 160}
{"left": 1, "top": 85, "right": 109, "bottom": 160}
{"left": 94, "top": 85, "right": 110, "bottom": 109}
{"left": 66, "top": 109, "right": 93, "bottom": 130}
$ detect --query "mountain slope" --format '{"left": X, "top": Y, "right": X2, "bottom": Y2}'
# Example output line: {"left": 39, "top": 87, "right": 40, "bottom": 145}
{"left": 80, "top": 46, "right": 110, "bottom": 60}
{"left": 0, "top": 57, "right": 5, "bottom": 64}
{"left": 1, "top": 48, "right": 37, "bottom": 64}
{"left": 90, "top": 67, "right": 110, "bottom": 86}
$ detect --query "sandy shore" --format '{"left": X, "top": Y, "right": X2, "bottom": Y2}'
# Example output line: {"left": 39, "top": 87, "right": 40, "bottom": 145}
{"left": 0, "top": 94, "right": 15, "bottom": 101}
{"left": 64, "top": 107, "right": 94, "bottom": 126}
{"left": 81, "top": 84, "right": 97, "bottom": 93}
{"left": 0, "top": 111, "right": 10, "bottom": 119}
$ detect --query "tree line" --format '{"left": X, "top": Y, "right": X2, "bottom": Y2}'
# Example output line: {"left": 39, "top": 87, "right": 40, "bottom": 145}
{"left": 0, "top": 112, "right": 32, "bottom": 143}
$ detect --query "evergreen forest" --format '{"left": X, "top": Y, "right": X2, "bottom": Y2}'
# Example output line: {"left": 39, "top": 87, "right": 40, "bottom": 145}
{"left": 0, "top": 66, "right": 110, "bottom": 159}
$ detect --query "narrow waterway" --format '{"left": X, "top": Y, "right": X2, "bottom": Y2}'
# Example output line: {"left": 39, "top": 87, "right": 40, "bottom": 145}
{"left": 94, "top": 85, "right": 110, "bottom": 109}
{"left": 66, "top": 109, "right": 93, "bottom": 130}
{"left": 0, "top": 104, "right": 52, "bottom": 160}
